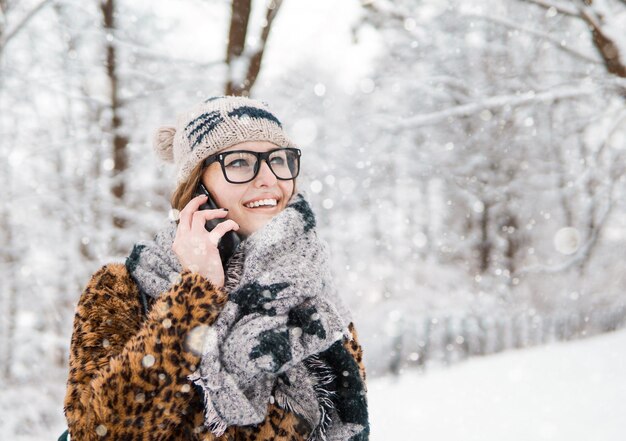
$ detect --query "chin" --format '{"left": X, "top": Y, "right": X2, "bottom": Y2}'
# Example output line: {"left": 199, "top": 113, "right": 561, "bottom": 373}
{"left": 238, "top": 207, "right": 284, "bottom": 235}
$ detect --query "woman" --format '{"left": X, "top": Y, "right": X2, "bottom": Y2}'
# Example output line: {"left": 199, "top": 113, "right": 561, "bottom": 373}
{"left": 62, "top": 96, "right": 369, "bottom": 441}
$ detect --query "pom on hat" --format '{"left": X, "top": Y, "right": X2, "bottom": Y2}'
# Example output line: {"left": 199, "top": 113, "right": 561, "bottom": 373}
{"left": 153, "top": 126, "right": 176, "bottom": 163}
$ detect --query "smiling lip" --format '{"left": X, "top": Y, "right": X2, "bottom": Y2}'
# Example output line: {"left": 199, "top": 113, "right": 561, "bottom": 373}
{"left": 242, "top": 196, "right": 280, "bottom": 209}
{"left": 243, "top": 203, "right": 278, "bottom": 211}
{"left": 243, "top": 204, "right": 278, "bottom": 211}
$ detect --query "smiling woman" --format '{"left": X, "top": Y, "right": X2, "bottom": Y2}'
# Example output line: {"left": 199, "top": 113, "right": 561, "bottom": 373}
{"left": 61, "top": 96, "right": 369, "bottom": 441}
{"left": 200, "top": 141, "right": 300, "bottom": 238}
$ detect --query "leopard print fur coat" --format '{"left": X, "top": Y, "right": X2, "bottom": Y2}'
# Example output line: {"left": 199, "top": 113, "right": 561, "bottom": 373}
{"left": 62, "top": 263, "right": 366, "bottom": 440}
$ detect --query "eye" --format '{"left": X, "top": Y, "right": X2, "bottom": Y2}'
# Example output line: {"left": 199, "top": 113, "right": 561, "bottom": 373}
{"left": 225, "top": 158, "right": 250, "bottom": 168}
{"left": 270, "top": 156, "right": 285, "bottom": 165}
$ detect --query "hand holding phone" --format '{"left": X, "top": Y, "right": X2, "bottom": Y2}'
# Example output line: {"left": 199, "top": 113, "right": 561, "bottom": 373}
{"left": 194, "top": 183, "right": 242, "bottom": 266}
{"left": 172, "top": 185, "right": 241, "bottom": 288}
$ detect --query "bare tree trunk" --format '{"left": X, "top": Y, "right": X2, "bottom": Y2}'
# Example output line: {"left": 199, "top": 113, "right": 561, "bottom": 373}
{"left": 478, "top": 201, "right": 491, "bottom": 273}
{"left": 502, "top": 212, "right": 520, "bottom": 277}
{"left": 225, "top": 0, "right": 284, "bottom": 96}
{"left": 0, "top": 163, "right": 17, "bottom": 382}
{"left": 549, "top": 104, "right": 574, "bottom": 227}
{"left": 101, "top": 0, "right": 129, "bottom": 253}
{"left": 0, "top": 0, "right": 5, "bottom": 59}
{"left": 0, "top": 0, "right": 13, "bottom": 384}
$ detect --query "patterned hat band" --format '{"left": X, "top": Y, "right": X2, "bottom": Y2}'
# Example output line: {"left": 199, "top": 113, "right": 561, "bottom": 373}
{"left": 153, "top": 96, "right": 298, "bottom": 185}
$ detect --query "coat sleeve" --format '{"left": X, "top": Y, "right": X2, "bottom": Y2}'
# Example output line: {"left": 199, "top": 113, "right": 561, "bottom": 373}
{"left": 63, "top": 263, "right": 228, "bottom": 441}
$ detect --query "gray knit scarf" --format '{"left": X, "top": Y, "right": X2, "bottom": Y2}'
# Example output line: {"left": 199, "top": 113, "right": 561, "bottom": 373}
{"left": 125, "top": 191, "right": 369, "bottom": 441}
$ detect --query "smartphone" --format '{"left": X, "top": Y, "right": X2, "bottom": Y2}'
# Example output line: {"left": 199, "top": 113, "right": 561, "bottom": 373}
{"left": 193, "top": 183, "right": 242, "bottom": 266}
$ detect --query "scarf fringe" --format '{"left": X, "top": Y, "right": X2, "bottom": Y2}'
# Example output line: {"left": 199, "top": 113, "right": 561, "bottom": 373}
{"left": 188, "top": 370, "right": 229, "bottom": 437}
{"left": 223, "top": 243, "right": 246, "bottom": 293}
{"left": 274, "top": 355, "right": 337, "bottom": 441}
{"left": 304, "top": 354, "right": 336, "bottom": 441}
{"left": 202, "top": 386, "right": 229, "bottom": 436}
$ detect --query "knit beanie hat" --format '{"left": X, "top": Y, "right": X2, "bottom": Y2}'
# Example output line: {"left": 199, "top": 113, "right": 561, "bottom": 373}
{"left": 153, "top": 95, "right": 298, "bottom": 185}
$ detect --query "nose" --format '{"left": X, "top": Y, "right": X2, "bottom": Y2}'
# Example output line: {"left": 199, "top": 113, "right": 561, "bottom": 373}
{"left": 253, "top": 159, "right": 277, "bottom": 187}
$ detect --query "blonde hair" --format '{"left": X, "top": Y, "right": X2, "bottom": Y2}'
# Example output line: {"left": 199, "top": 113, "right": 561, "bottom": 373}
{"left": 170, "top": 161, "right": 205, "bottom": 213}
{"left": 170, "top": 161, "right": 298, "bottom": 213}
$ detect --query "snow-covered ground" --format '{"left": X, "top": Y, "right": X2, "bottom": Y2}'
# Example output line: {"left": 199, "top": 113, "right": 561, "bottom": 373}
{"left": 2, "top": 328, "right": 624, "bottom": 439}
{"left": 368, "top": 327, "right": 626, "bottom": 440}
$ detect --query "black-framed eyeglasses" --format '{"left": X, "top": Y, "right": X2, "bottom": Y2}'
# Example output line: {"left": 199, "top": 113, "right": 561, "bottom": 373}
{"left": 203, "top": 147, "right": 301, "bottom": 184}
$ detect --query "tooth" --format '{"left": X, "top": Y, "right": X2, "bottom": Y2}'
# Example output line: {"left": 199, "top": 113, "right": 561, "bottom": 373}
{"left": 245, "top": 199, "right": 277, "bottom": 208}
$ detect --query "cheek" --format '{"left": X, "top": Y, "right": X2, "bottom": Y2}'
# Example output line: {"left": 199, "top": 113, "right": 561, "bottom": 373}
{"left": 203, "top": 173, "right": 244, "bottom": 210}
{"left": 213, "top": 189, "right": 243, "bottom": 210}
{"left": 280, "top": 181, "right": 295, "bottom": 201}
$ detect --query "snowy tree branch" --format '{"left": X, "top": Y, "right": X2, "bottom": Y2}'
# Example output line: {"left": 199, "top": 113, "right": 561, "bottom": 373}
{"left": 465, "top": 12, "right": 600, "bottom": 65}
{"left": 380, "top": 86, "right": 597, "bottom": 129}
{"left": 521, "top": 0, "right": 626, "bottom": 79}
{"left": 0, "top": 0, "right": 54, "bottom": 50}
{"left": 360, "top": 0, "right": 410, "bottom": 23}
{"left": 522, "top": 0, "right": 579, "bottom": 16}
{"left": 577, "top": 5, "right": 626, "bottom": 78}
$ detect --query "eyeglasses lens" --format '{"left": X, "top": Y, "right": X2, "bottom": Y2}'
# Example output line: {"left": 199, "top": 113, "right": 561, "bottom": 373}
{"left": 223, "top": 150, "right": 299, "bottom": 182}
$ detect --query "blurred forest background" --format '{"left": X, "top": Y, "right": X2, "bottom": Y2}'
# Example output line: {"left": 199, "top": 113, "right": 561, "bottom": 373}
{"left": 0, "top": 0, "right": 625, "bottom": 437}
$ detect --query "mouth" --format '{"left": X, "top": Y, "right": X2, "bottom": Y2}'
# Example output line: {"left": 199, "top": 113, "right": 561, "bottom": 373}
{"left": 243, "top": 198, "right": 280, "bottom": 210}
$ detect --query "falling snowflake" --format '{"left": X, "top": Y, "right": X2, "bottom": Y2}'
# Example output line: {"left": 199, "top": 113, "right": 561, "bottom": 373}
{"left": 554, "top": 227, "right": 580, "bottom": 255}
{"left": 142, "top": 354, "right": 156, "bottom": 368}
{"left": 168, "top": 208, "right": 181, "bottom": 222}
{"left": 314, "top": 83, "right": 326, "bottom": 97}
{"left": 310, "top": 180, "right": 323, "bottom": 193}
{"left": 95, "top": 425, "right": 107, "bottom": 436}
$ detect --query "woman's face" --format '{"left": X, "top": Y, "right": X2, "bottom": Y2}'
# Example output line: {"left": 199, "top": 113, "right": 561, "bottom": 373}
{"left": 200, "top": 140, "right": 295, "bottom": 238}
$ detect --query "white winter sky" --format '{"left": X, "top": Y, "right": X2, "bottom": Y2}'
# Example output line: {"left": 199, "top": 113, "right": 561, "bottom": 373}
{"left": 132, "top": 0, "right": 381, "bottom": 92}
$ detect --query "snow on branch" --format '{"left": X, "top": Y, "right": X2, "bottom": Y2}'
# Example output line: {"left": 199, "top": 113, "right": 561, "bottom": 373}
{"left": 522, "top": 0, "right": 579, "bottom": 17}
{"left": 521, "top": 0, "right": 626, "bottom": 79}
{"left": 0, "top": 0, "right": 54, "bottom": 50}
{"left": 465, "top": 12, "right": 600, "bottom": 65}
{"left": 360, "top": 0, "right": 411, "bottom": 22}
{"left": 381, "top": 86, "right": 597, "bottom": 129}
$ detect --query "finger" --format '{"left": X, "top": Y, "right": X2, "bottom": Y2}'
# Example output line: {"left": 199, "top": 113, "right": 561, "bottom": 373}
{"left": 207, "top": 219, "right": 240, "bottom": 245}
{"left": 190, "top": 209, "right": 229, "bottom": 237}
{"left": 178, "top": 195, "right": 210, "bottom": 232}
